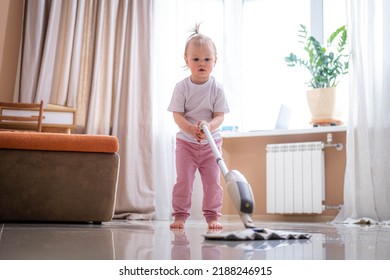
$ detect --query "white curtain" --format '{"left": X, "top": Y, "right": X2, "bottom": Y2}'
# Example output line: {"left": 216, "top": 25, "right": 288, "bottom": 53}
{"left": 18, "top": 0, "right": 155, "bottom": 220}
{"left": 334, "top": 0, "right": 390, "bottom": 224}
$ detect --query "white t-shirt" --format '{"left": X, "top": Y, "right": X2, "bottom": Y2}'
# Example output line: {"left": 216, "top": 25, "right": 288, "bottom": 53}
{"left": 167, "top": 76, "right": 230, "bottom": 144}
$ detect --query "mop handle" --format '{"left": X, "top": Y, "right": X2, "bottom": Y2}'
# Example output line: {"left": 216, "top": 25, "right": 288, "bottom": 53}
{"left": 200, "top": 122, "right": 229, "bottom": 176}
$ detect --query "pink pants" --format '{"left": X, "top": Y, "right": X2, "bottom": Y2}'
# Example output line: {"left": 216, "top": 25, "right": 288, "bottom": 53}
{"left": 172, "top": 138, "right": 223, "bottom": 223}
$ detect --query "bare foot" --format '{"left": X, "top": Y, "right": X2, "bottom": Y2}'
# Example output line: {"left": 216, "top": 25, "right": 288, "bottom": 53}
{"left": 208, "top": 220, "right": 223, "bottom": 230}
{"left": 170, "top": 219, "right": 185, "bottom": 229}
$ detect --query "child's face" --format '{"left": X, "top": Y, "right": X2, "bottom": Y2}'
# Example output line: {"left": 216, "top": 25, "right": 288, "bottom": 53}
{"left": 185, "top": 42, "right": 216, "bottom": 84}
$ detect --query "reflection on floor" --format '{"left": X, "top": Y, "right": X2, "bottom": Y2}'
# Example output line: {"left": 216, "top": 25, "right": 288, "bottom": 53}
{"left": 1, "top": 219, "right": 390, "bottom": 260}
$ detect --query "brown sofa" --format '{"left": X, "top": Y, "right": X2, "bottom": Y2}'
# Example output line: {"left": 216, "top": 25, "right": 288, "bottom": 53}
{"left": 0, "top": 131, "right": 120, "bottom": 223}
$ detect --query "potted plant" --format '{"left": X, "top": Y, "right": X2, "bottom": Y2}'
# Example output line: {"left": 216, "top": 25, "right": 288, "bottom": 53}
{"left": 285, "top": 24, "right": 349, "bottom": 125}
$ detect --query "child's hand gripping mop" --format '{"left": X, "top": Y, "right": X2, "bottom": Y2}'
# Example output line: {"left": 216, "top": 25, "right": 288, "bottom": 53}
{"left": 200, "top": 122, "right": 255, "bottom": 229}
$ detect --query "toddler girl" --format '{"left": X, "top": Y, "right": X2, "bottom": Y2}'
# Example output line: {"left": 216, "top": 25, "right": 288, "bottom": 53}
{"left": 167, "top": 25, "right": 230, "bottom": 230}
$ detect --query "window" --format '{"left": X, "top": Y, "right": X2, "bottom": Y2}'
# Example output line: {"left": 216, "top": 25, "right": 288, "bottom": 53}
{"left": 155, "top": 0, "right": 348, "bottom": 132}
{"left": 241, "top": 0, "right": 311, "bottom": 131}
{"left": 239, "top": 0, "right": 348, "bottom": 131}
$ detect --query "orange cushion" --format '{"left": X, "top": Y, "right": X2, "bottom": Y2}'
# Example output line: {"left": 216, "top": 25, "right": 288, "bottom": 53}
{"left": 0, "top": 131, "right": 119, "bottom": 153}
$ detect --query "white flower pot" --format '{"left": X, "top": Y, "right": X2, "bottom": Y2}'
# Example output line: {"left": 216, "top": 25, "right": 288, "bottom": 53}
{"left": 306, "top": 87, "right": 342, "bottom": 124}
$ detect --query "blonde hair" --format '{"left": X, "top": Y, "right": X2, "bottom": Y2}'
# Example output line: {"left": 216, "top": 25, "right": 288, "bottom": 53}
{"left": 184, "top": 23, "right": 217, "bottom": 57}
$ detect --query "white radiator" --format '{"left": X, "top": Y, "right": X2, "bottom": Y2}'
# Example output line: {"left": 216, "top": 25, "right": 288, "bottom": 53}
{"left": 266, "top": 142, "right": 325, "bottom": 214}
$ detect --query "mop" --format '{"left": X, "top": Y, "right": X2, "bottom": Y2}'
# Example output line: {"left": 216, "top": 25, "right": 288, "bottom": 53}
{"left": 200, "top": 123, "right": 311, "bottom": 241}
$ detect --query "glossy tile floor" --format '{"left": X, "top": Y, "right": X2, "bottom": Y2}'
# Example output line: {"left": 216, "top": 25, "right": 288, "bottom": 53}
{"left": 1, "top": 219, "right": 390, "bottom": 260}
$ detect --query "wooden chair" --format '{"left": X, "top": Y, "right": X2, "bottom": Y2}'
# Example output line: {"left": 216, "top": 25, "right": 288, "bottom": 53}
{"left": 0, "top": 100, "right": 44, "bottom": 132}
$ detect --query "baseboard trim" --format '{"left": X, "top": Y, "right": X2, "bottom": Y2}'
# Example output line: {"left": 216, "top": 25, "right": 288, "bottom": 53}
{"left": 220, "top": 214, "right": 336, "bottom": 223}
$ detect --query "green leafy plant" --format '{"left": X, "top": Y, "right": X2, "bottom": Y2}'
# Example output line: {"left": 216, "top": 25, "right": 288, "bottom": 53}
{"left": 285, "top": 24, "right": 349, "bottom": 89}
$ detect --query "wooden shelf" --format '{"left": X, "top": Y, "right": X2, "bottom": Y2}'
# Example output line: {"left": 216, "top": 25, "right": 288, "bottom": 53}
{"left": 0, "top": 103, "right": 76, "bottom": 134}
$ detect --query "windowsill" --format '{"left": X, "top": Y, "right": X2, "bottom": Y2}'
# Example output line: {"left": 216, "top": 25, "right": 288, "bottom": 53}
{"left": 222, "top": 125, "right": 347, "bottom": 138}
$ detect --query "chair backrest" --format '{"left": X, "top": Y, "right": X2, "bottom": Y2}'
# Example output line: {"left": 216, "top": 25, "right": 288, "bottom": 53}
{"left": 0, "top": 101, "right": 44, "bottom": 132}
